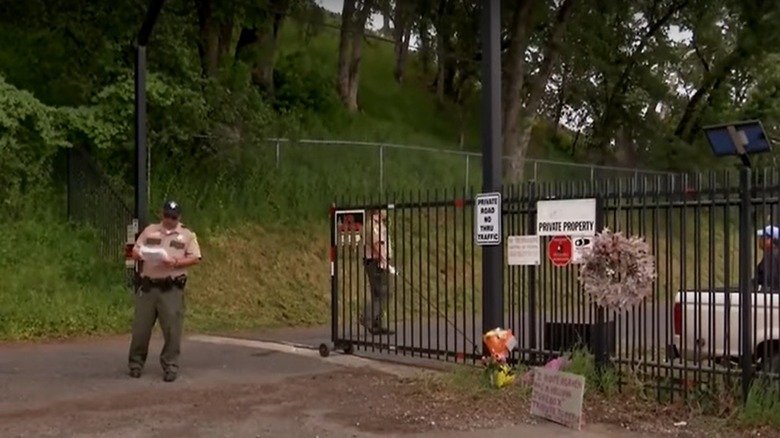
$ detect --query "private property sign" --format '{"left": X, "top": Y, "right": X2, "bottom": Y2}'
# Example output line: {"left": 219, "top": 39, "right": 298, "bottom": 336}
{"left": 536, "top": 198, "right": 597, "bottom": 237}
{"left": 474, "top": 192, "right": 502, "bottom": 246}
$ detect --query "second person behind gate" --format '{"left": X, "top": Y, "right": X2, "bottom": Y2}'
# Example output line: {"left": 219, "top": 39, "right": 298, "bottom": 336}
{"left": 362, "top": 208, "right": 394, "bottom": 335}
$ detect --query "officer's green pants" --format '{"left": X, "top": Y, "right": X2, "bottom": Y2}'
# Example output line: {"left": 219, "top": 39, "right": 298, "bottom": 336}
{"left": 128, "top": 286, "right": 185, "bottom": 373}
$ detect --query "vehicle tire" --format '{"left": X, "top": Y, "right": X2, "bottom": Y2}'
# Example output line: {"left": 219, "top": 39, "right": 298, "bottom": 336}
{"left": 318, "top": 343, "right": 330, "bottom": 357}
{"left": 768, "top": 352, "right": 780, "bottom": 375}
{"left": 759, "top": 342, "right": 780, "bottom": 374}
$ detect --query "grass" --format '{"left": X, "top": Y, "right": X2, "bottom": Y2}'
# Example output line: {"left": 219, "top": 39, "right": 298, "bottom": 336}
{"left": 0, "top": 219, "right": 132, "bottom": 340}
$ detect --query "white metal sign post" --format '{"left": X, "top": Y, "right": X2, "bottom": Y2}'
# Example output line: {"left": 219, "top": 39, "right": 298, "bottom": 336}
{"left": 475, "top": 192, "right": 502, "bottom": 246}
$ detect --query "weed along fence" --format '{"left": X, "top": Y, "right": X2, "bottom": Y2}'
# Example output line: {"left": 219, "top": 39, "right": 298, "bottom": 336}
{"left": 324, "top": 171, "right": 780, "bottom": 402}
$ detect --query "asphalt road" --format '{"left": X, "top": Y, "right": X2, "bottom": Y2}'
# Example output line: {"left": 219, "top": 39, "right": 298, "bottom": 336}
{"left": 0, "top": 334, "right": 667, "bottom": 438}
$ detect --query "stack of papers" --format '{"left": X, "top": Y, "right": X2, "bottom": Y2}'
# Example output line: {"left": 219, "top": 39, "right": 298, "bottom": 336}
{"left": 139, "top": 246, "right": 170, "bottom": 264}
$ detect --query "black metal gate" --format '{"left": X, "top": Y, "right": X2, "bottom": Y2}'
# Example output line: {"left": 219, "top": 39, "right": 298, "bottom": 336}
{"left": 326, "top": 171, "right": 780, "bottom": 399}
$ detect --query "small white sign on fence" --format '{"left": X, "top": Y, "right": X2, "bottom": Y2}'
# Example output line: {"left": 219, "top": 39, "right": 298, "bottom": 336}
{"left": 530, "top": 367, "right": 586, "bottom": 431}
{"left": 474, "top": 192, "right": 502, "bottom": 246}
{"left": 507, "top": 235, "right": 540, "bottom": 266}
{"left": 571, "top": 236, "right": 593, "bottom": 264}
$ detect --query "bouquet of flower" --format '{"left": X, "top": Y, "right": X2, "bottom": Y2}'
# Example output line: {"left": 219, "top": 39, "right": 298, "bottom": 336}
{"left": 481, "top": 328, "right": 518, "bottom": 388}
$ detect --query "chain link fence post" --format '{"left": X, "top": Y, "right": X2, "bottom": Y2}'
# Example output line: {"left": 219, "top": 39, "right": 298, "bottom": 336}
{"left": 379, "top": 145, "right": 384, "bottom": 193}
{"left": 465, "top": 155, "right": 470, "bottom": 188}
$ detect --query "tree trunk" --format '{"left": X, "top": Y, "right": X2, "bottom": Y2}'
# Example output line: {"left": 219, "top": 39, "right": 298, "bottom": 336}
{"left": 435, "top": 31, "right": 447, "bottom": 101}
{"left": 338, "top": 0, "right": 375, "bottom": 111}
{"left": 196, "top": 0, "right": 234, "bottom": 77}
{"left": 337, "top": 0, "right": 358, "bottom": 106}
{"left": 380, "top": 1, "right": 391, "bottom": 35}
{"left": 675, "top": 49, "right": 744, "bottom": 143}
{"left": 590, "top": 0, "right": 689, "bottom": 150}
{"left": 393, "top": 25, "right": 411, "bottom": 82}
{"left": 235, "top": 0, "right": 290, "bottom": 93}
{"left": 500, "top": 0, "right": 535, "bottom": 180}
{"left": 433, "top": 0, "right": 455, "bottom": 102}
{"left": 392, "top": 0, "right": 411, "bottom": 83}
{"left": 553, "top": 71, "right": 568, "bottom": 135}
{"left": 510, "top": 0, "right": 577, "bottom": 180}
{"left": 418, "top": 20, "right": 431, "bottom": 74}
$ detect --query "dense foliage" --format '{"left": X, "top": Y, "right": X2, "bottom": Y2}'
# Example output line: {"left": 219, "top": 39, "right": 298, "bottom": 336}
{"left": 2, "top": 0, "right": 780, "bottom": 210}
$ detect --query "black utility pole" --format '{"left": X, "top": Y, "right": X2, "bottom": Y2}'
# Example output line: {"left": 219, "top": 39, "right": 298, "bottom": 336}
{"left": 480, "top": 0, "right": 504, "bottom": 337}
{"left": 134, "top": 0, "right": 165, "bottom": 231}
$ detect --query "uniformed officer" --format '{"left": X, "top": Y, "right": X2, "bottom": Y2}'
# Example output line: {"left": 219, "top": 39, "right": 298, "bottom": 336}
{"left": 128, "top": 200, "right": 201, "bottom": 382}
{"left": 363, "top": 209, "right": 394, "bottom": 335}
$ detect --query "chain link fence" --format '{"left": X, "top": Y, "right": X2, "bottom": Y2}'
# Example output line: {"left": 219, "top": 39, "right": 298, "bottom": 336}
{"left": 66, "top": 146, "right": 134, "bottom": 263}
{"left": 263, "top": 138, "right": 677, "bottom": 191}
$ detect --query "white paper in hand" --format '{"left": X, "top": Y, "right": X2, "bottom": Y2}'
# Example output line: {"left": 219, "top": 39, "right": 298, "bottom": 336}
{"left": 389, "top": 265, "right": 398, "bottom": 276}
{"left": 139, "top": 246, "right": 170, "bottom": 265}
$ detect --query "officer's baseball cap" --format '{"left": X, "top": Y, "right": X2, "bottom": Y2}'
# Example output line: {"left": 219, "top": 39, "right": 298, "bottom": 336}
{"left": 757, "top": 225, "right": 780, "bottom": 241}
{"left": 162, "top": 200, "right": 181, "bottom": 218}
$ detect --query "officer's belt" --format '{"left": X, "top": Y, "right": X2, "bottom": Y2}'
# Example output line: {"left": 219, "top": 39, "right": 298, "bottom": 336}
{"left": 139, "top": 275, "right": 187, "bottom": 292}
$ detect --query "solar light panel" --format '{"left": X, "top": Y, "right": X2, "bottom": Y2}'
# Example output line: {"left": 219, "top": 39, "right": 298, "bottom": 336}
{"left": 703, "top": 120, "right": 772, "bottom": 157}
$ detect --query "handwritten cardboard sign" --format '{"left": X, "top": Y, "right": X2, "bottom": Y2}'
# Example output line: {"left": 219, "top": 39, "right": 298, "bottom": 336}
{"left": 530, "top": 367, "right": 586, "bottom": 430}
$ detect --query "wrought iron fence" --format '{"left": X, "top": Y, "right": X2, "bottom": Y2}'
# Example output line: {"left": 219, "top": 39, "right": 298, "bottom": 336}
{"left": 66, "top": 146, "right": 134, "bottom": 263}
{"left": 264, "top": 138, "right": 676, "bottom": 191}
{"left": 327, "top": 168, "right": 780, "bottom": 402}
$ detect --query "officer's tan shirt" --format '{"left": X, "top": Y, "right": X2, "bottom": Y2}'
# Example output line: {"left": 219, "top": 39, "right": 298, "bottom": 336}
{"left": 134, "top": 223, "right": 202, "bottom": 279}
{"left": 365, "top": 216, "right": 392, "bottom": 269}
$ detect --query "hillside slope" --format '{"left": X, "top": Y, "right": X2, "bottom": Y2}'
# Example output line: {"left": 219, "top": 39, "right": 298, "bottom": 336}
{"left": 0, "top": 20, "right": 578, "bottom": 340}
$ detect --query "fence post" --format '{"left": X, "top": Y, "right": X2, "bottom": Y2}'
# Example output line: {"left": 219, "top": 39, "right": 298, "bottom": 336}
{"left": 329, "top": 203, "right": 339, "bottom": 346}
{"left": 66, "top": 147, "right": 73, "bottom": 221}
{"left": 527, "top": 181, "right": 538, "bottom": 357}
{"left": 534, "top": 161, "right": 538, "bottom": 181}
{"left": 465, "top": 155, "right": 470, "bottom": 188}
{"left": 379, "top": 145, "right": 385, "bottom": 193}
{"left": 590, "top": 166, "right": 595, "bottom": 181}
{"left": 738, "top": 165, "right": 753, "bottom": 403}
{"left": 594, "top": 196, "right": 609, "bottom": 370}
{"left": 275, "top": 141, "right": 280, "bottom": 168}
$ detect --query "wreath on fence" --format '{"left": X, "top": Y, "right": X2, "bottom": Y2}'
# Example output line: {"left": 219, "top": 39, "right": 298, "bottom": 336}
{"left": 578, "top": 228, "right": 657, "bottom": 312}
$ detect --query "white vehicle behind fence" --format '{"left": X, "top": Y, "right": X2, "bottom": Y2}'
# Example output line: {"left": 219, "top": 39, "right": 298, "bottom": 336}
{"left": 670, "top": 288, "right": 780, "bottom": 374}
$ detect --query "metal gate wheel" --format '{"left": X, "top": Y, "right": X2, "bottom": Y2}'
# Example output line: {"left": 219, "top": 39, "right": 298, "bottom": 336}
{"left": 318, "top": 343, "right": 330, "bottom": 357}
{"left": 343, "top": 344, "right": 354, "bottom": 355}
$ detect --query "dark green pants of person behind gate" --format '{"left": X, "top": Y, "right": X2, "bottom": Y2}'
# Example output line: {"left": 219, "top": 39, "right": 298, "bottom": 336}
{"left": 128, "top": 286, "right": 185, "bottom": 373}
{"left": 364, "top": 259, "right": 389, "bottom": 329}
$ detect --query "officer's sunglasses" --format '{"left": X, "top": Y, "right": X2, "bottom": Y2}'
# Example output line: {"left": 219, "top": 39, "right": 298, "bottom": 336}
{"left": 163, "top": 212, "right": 179, "bottom": 220}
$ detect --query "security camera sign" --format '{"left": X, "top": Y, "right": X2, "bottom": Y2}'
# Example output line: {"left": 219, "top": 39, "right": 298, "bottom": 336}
{"left": 571, "top": 236, "right": 593, "bottom": 264}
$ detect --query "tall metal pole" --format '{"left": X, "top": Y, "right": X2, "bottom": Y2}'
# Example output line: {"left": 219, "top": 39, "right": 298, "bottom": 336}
{"left": 134, "top": 0, "right": 165, "bottom": 232}
{"left": 480, "top": 0, "right": 503, "bottom": 336}
{"left": 135, "top": 45, "right": 148, "bottom": 230}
